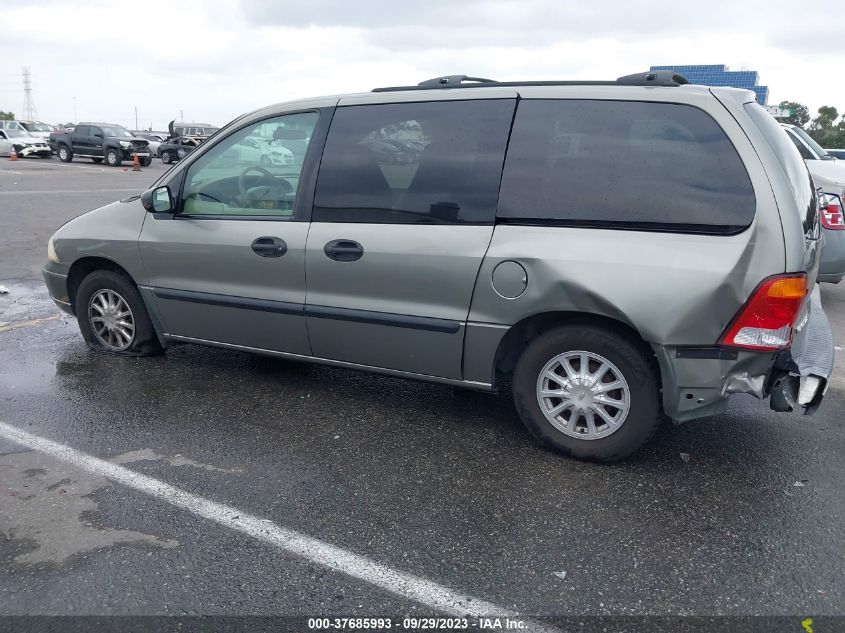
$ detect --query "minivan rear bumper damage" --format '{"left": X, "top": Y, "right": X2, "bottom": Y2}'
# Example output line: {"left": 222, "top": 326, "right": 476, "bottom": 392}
{"left": 656, "top": 286, "right": 834, "bottom": 422}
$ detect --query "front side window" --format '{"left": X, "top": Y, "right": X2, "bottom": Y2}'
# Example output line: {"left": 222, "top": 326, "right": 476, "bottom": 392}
{"left": 181, "top": 111, "right": 319, "bottom": 218}
{"left": 498, "top": 100, "right": 756, "bottom": 233}
{"left": 313, "top": 99, "right": 514, "bottom": 224}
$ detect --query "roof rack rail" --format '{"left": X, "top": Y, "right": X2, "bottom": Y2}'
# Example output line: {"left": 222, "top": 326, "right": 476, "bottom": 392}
{"left": 417, "top": 75, "right": 497, "bottom": 87}
{"left": 372, "top": 70, "right": 689, "bottom": 92}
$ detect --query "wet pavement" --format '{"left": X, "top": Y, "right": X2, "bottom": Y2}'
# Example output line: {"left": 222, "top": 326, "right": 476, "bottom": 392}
{"left": 0, "top": 158, "right": 844, "bottom": 623}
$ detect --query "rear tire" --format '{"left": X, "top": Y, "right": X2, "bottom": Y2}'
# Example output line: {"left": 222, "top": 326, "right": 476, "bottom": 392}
{"left": 76, "top": 270, "right": 163, "bottom": 357}
{"left": 161, "top": 151, "right": 173, "bottom": 164}
{"left": 105, "top": 148, "right": 121, "bottom": 167}
{"left": 57, "top": 145, "right": 73, "bottom": 162}
{"left": 140, "top": 156, "right": 152, "bottom": 167}
{"left": 512, "top": 324, "right": 661, "bottom": 461}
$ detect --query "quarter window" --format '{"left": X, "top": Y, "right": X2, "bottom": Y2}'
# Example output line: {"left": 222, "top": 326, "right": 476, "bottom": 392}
{"left": 181, "top": 112, "right": 319, "bottom": 218}
{"left": 313, "top": 99, "right": 514, "bottom": 224}
{"left": 498, "top": 100, "right": 756, "bottom": 233}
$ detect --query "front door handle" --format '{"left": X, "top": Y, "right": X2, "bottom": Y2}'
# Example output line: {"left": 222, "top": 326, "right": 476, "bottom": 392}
{"left": 251, "top": 236, "right": 287, "bottom": 258}
{"left": 324, "top": 239, "right": 364, "bottom": 262}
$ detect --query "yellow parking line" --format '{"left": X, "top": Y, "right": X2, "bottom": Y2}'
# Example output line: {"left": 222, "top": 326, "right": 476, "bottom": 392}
{"left": 0, "top": 315, "right": 61, "bottom": 333}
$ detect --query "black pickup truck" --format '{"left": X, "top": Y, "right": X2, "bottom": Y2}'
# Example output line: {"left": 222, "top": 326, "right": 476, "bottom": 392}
{"left": 50, "top": 123, "right": 152, "bottom": 167}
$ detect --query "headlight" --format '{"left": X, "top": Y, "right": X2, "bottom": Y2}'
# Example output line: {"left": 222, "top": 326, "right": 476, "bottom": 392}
{"left": 119, "top": 140, "right": 131, "bottom": 148}
{"left": 47, "top": 236, "right": 59, "bottom": 263}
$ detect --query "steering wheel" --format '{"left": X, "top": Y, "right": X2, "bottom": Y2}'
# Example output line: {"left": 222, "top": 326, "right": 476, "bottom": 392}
{"left": 236, "top": 165, "right": 289, "bottom": 209}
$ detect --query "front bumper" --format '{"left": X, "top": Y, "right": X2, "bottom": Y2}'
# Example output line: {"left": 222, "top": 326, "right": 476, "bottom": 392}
{"left": 42, "top": 265, "right": 74, "bottom": 316}
{"left": 18, "top": 144, "right": 52, "bottom": 158}
{"left": 656, "top": 286, "right": 834, "bottom": 421}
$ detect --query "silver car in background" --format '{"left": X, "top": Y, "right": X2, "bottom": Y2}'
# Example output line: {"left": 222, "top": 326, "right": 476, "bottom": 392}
{"left": 781, "top": 123, "right": 845, "bottom": 283}
{"left": 41, "top": 71, "right": 835, "bottom": 461}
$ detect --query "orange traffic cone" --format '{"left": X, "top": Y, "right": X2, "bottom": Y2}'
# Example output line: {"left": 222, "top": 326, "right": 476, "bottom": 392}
{"left": 9, "top": 146, "right": 18, "bottom": 161}
{"left": 131, "top": 152, "right": 141, "bottom": 171}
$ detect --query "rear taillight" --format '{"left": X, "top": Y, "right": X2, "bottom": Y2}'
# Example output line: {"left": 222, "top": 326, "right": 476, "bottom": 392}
{"left": 718, "top": 274, "right": 808, "bottom": 351}
{"left": 820, "top": 193, "right": 845, "bottom": 230}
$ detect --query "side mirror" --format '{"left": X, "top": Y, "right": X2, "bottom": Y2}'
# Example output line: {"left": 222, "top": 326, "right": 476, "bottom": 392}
{"left": 141, "top": 185, "right": 174, "bottom": 213}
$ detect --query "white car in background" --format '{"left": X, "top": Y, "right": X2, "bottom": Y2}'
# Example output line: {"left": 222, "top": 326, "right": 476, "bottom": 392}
{"left": 0, "top": 128, "right": 52, "bottom": 158}
{"left": 134, "top": 132, "right": 166, "bottom": 157}
{"left": 19, "top": 121, "right": 53, "bottom": 140}
{"left": 224, "top": 136, "right": 295, "bottom": 167}
{"left": 781, "top": 123, "right": 845, "bottom": 283}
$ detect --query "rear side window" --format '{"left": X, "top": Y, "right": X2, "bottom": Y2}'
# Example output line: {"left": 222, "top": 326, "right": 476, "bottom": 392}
{"left": 313, "top": 99, "right": 514, "bottom": 224}
{"left": 74, "top": 125, "right": 90, "bottom": 136}
{"left": 498, "top": 100, "right": 756, "bottom": 233}
{"left": 744, "top": 103, "right": 816, "bottom": 235}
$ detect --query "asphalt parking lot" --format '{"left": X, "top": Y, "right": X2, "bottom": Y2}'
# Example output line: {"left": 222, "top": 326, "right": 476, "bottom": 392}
{"left": 1, "top": 157, "right": 844, "bottom": 629}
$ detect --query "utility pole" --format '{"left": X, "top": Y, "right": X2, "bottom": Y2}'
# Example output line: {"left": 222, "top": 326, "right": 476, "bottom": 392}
{"left": 180, "top": 109, "right": 184, "bottom": 123}
{"left": 22, "top": 67, "right": 38, "bottom": 121}
{"left": 73, "top": 96, "right": 77, "bottom": 123}
{"left": 134, "top": 106, "right": 138, "bottom": 131}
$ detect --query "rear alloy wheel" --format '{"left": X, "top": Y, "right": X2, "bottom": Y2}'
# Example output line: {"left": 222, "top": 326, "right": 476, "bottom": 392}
{"left": 105, "top": 148, "right": 121, "bottom": 167}
{"left": 58, "top": 145, "right": 73, "bottom": 162}
{"left": 76, "top": 270, "right": 163, "bottom": 356}
{"left": 161, "top": 151, "right": 173, "bottom": 164}
{"left": 512, "top": 325, "right": 661, "bottom": 461}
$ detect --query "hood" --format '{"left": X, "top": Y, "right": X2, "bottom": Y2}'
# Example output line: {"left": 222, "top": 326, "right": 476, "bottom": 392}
{"left": 805, "top": 159, "right": 845, "bottom": 191}
{"left": 26, "top": 131, "right": 51, "bottom": 139}
{"left": 13, "top": 136, "right": 46, "bottom": 145}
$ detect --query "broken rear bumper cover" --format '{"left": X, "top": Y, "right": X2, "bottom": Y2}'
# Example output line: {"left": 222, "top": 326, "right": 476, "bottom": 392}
{"left": 767, "top": 286, "right": 834, "bottom": 414}
{"left": 656, "top": 286, "right": 834, "bottom": 422}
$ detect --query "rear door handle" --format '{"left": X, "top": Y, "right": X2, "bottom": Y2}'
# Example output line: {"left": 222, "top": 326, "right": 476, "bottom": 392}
{"left": 324, "top": 239, "right": 364, "bottom": 262}
{"left": 251, "top": 236, "right": 287, "bottom": 258}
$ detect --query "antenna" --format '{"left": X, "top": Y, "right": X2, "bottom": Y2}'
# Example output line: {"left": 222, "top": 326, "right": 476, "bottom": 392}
{"left": 22, "top": 67, "right": 38, "bottom": 121}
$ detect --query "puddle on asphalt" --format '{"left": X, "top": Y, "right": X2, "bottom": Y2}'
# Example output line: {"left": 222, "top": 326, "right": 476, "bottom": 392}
{"left": 0, "top": 446, "right": 243, "bottom": 566}
{"left": 0, "top": 451, "right": 178, "bottom": 565}
{"left": 0, "top": 280, "right": 59, "bottom": 324}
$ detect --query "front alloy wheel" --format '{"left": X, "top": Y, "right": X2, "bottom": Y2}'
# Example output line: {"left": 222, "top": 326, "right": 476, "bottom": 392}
{"left": 88, "top": 289, "right": 135, "bottom": 351}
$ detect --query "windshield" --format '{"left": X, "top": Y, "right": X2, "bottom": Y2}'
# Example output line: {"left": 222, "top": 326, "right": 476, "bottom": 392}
{"left": 27, "top": 123, "right": 52, "bottom": 132}
{"left": 792, "top": 126, "right": 831, "bottom": 159}
{"left": 101, "top": 125, "right": 133, "bottom": 138}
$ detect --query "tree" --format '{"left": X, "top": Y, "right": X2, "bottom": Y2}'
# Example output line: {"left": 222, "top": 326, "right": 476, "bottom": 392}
{"left": 0, "top": 110, "right": 14, "bottom": 121}
{"left": 807, "top": 106, "right": 845, "bottom": 149}
{"left": 778, "top": 101, "right": 809, "bottom": 127}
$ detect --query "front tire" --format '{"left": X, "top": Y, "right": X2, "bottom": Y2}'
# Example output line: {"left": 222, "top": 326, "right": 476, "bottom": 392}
{"left": 512, "top": 324, "right": 661, "bottom": 461}
{"left": 76, "top": 270, "right": 163, "bottom": 356}
{"left": 105, "top": 148, "right": 122, "bottom": 167}
{"left": 57, "top": 144, "right": 73, "bottom": 162}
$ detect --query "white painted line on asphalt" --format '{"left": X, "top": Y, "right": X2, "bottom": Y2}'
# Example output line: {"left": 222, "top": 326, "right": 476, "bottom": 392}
{"left": 0, "top": 189, "right": 141, "bottom": 195}
{"left": 0, "top": 421, "right": 552, "bottom": 628}
{"left": 0, "top": 315, "right": 61, "bottom": 334}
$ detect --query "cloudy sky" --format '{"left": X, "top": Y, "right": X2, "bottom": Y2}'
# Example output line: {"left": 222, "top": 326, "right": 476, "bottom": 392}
{"left": 1, "top": 0, "right": 842, "bottom": 130}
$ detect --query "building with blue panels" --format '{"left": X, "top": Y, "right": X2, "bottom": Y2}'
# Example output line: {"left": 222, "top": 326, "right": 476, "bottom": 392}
{"left": 649, "top": 65, "right": 768, "bottom": 105}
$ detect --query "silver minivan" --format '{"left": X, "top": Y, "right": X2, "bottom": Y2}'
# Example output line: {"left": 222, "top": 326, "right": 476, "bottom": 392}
{"left": 42, "top": 71, "right": 834, "bottom": 461}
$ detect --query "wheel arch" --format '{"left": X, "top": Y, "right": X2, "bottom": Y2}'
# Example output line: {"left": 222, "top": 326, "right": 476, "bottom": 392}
{"left": 492, "top": 311, "right": 660, "bottom": 385}
{"left": 66, "top": 256, "right": 136, "bottom": 313}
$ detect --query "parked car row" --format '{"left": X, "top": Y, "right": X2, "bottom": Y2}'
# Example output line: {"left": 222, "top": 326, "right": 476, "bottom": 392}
{"left": 781, "top": 123, "right": 845, "bottom": 283}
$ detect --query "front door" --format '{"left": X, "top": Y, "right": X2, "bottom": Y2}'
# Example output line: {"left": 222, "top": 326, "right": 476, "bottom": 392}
{"left": 138, "top": 110, "right": 325, "bottom": 354}
{"left": 304, "top": 97, "right": 516, "bottom": 379}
